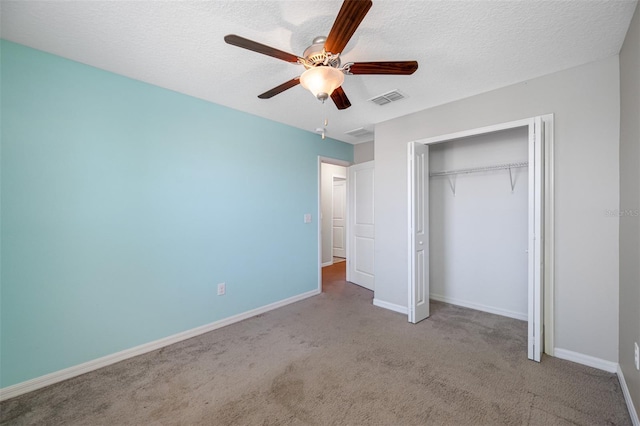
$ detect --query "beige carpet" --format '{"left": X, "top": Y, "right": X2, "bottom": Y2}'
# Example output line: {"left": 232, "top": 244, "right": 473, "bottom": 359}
{"left": 0, "top": 263, "right": 631, "bottom": 425}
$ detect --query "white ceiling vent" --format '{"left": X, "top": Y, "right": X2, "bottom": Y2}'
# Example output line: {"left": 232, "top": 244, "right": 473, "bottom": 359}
{"left": 369, "top": 90, "right": 406, "bottom": 106}
{"left": 344, "top": 127, "right": 373, "bottom": 138}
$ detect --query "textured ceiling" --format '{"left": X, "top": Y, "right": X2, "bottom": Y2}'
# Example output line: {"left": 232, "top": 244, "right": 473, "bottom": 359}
{"left": 1, "top": 0, "right": 637, "bottom": 144}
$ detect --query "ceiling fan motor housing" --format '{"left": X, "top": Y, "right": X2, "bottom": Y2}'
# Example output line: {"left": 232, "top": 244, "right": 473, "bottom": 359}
{"left": 303, "top": 37, "right": 341, "bottom": 69}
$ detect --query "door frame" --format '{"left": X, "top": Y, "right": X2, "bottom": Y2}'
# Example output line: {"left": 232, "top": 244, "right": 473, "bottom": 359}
{"left": 407, "top": 115, "right": 555, "bottom": 357}
{"left": 318, "top": 156, "right": 351, "bottom": 292}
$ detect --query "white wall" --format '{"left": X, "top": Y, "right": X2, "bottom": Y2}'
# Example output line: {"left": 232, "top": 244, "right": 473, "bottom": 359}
{"left": 429, "top": 127, "right": 529, "bottom": 320}
{"left": 321, "top": 163, "right": 347, "bottom": 264}
{"left": 354, "top": 141, "right": 374, "bottom": 164}
{"left": 375, "top": 56, "right": 620, "bottom": 363}
{"left": 619, "top": 1, "right": 640, "bottom": 415}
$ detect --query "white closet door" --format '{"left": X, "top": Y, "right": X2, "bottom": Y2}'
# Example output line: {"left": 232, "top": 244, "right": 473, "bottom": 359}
{"left": 347, "top": 161, "right": 375, "bottom": 290}
{"left": 408, "top": 142, "right": 430, "bottom": 323}
{"left": 528, "top": 117, "right": 544, "bottom": 362}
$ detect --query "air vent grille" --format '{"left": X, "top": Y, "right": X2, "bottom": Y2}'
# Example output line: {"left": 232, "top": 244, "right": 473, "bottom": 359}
{"left": 345, "top": 127, "right": 373, "bottom": 137}
{"left": 369, "top": 90, "right": 406, "bottom": 106}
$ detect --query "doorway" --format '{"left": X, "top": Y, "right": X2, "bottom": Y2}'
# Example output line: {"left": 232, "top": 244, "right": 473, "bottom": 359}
{"left": 408, "top": 116, "right": 555, "bottom": 362}
{"left": 318, "top": 157, "right": 376, "bottom": 294}
{"left": 320, "top": 162, "right": 347, "bottom": 269}
{"left": 319, "top": 158, "right": 350, "bottom": 289}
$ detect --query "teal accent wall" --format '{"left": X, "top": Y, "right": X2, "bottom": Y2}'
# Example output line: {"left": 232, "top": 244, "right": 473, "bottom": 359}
{"left": 0, "top": 40, "right": 352, "bottom": 387}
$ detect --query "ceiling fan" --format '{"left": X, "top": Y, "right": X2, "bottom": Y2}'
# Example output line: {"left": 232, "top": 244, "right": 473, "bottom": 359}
{"left": 224, "top": 0, "right": 418, "bottom": 110}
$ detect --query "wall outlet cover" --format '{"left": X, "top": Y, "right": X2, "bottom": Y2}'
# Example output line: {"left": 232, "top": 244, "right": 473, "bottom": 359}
{"left": 217, "top": 283, "right": 226, "bottom": 296}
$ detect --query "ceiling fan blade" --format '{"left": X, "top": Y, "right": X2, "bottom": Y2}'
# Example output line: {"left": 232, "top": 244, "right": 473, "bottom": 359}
{"left": 258, "top": 77, "right": 301, "bottom": 99}
{"left": 331, "top": 86, "right": 352, "bottom": 110}
{"left": 324, "top": 0, "right": 372, "bottom": 54}
{"left": 348, "top": 61, "right": 419, "bottom": 75}
{"left": 224, "top": 34, "right": 301, "bottom": 63}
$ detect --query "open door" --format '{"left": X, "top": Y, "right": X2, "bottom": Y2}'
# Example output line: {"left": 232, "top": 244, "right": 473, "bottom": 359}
{"left": 528, "top": 117, "right": 544, "bottom": 361}
{"left": 347, "top": 161, "right": 375, "bottom": 290}
{"left": 408, "top": 142, "right": 430, "bottom": 323}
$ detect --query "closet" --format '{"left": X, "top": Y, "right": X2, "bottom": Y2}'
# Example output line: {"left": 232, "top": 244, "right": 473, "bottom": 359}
{"left": 428, "top": 127, "right": 529, "bottom": 320}
{"left": 408, "top": 117, "right": 547, "bottom": 361}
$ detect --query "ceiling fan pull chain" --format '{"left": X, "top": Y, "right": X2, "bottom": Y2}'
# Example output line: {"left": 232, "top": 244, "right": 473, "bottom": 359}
{"left": 316, "top": 104, "right": 328, "bottom": 140}
{"left": 323, "top": 102, "right": 329, "bottom": 139}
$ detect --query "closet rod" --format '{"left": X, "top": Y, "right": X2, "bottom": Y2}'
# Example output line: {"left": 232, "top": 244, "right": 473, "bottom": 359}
{"left": 429, "top": 161, "right": 529, "bottom": 177}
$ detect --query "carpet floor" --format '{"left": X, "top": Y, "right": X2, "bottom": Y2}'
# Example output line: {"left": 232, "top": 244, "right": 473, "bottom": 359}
{"left": 1, "top": 262, "right": 631, "bottom": 425}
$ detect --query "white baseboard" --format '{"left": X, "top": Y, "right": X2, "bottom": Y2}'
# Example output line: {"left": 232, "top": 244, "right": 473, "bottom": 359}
{"left": 618, "top": 364, "right": 640, "bottom": 426}
{"left": 0, "top": 289, "right": 320, "bottom": 402}
{"left": 553, "top": 348, "right": 618, "bottom": 373}
{"left": 429, "top": 293, "right": 527, "bottom": 321}
{"left": 373, "top": 298, "right": 408, "bottom": 315}
{"left": 321, "top": 261, "right": 333, "bottom": 267}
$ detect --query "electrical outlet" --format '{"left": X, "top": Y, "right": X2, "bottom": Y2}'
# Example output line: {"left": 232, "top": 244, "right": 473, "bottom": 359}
{"left": 217, "top": 282, "right": 226, "bottom": 296}
{"left": 634, "top": 342, "right": 639, "bottom": 370}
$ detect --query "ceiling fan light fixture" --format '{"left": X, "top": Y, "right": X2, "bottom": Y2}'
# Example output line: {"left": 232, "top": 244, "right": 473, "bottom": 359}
{"left": 300, "top": 66, "right": 344, "bottom": 101}
{"left": 224, "top": 0, "right": 416, "bottom": 110}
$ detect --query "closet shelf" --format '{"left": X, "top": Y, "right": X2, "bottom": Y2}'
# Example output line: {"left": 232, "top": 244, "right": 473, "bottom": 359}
{"left": 430, "top": 161, "right": 529, "bottom": 195}
{"left": 429, "top": 161, "right": 529, "bottom": 177}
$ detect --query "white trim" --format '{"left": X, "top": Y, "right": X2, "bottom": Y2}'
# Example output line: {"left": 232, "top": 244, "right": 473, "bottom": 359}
{"left": 418, "top": 118, "right": 532, "bottom": 145}
{"left": 553, "top": 348, "right": 618, "bottom": 373}
{"left": 541, "top": 113, "right": 555, "bottom": 357}
{"left": 430, "top": 294, "right": 527, "bottom": 321}
{"left": 321, "top": 261, "right": 333, "bottom": 267}
{"left": 618, "top": 364, "right": 640, "bottom": 426}
{"left": 373, "top": 298, "right": 408, "bottom": 315}
{"left": 0, "top": 289, "right": 320, "bottom": 402}
{"left": 319, "top": 157, "right": 351, "bottom": 168}
{"left": 527, "top": 116, "right": 544, "bottom": 362}
{"left": 528, "top": 117, "right": 536, "bottom": 360}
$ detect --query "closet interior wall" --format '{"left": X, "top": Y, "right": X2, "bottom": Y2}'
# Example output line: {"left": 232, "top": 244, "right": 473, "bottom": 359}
{"left": 429, "top": 127, "right": 529, "bottom": 320}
